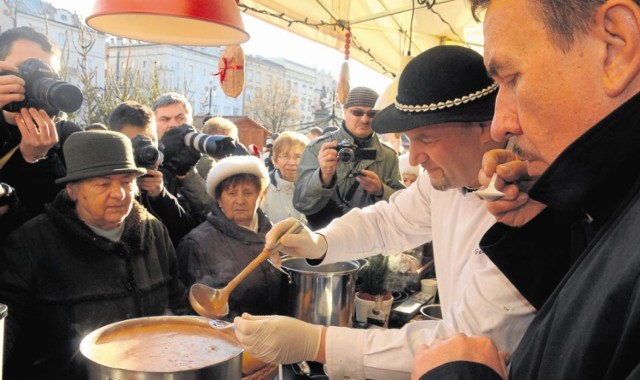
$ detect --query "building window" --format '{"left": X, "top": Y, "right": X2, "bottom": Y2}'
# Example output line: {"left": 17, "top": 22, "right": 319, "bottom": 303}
{"left": 256, "top": 72, "right": 262, "bottom": 84}
{"left": 247, "top": 69, "right": 253, "bottom": 81}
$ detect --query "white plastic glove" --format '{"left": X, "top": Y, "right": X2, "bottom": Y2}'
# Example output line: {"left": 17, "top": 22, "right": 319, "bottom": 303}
{"left": 234, "top": 313, "right": 324, "bottom": 364}
{"left": 266, "top": 217, "right": 327, "bottom": 266}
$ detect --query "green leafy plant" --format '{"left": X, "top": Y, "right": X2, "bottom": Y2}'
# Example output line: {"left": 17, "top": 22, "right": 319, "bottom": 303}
{"left": 358, "top": 254, "right": 390, "bottom": 298}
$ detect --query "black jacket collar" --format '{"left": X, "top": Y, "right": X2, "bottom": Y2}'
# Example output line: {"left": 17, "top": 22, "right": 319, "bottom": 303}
{"left": 529, "top": 91, "right": 640, "bottom": 225}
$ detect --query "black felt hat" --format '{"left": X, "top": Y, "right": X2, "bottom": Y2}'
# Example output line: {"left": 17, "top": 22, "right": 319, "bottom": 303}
{"left": 56, "top": 131, "right": 147, "bottom": 184}
{"left": 372, "top": 45, "right": 497, "bottom": 133}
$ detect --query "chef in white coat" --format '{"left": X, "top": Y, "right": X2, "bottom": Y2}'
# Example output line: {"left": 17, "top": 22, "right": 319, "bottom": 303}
{"left": 234, "top": 45, "right": 535, "bottom": 380}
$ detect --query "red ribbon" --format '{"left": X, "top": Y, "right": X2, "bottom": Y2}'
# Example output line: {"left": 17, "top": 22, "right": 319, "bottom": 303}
{"left": 214, "top": 57, "right": 244, "bottom": 83}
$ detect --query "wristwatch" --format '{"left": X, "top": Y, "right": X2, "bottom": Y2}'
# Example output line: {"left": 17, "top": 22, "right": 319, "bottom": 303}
{"left": 0, "top": 182, "right": 16, "bottom": 207}
{"left": 26, "top": 153, "right": 48, "bottom": 164}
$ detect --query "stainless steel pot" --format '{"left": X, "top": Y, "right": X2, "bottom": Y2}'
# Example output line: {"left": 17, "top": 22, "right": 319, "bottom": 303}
{"left": 80, "top": 315, "right": 243, "bottom": 380}
{"left": 279, "top": 257, "right": 361, "bottom": 327}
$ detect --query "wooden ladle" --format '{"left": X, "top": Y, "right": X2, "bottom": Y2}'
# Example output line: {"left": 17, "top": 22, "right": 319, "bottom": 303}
{"left": 189, "top": 221, "right": 304, "bottom": 319}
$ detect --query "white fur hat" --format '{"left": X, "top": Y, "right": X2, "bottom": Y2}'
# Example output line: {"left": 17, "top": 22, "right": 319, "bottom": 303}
{"left": 206, "top": 155, "right": 269, "bottom": 198}
{"left": 399, "top": 153, "right": 422, "bottom": 177}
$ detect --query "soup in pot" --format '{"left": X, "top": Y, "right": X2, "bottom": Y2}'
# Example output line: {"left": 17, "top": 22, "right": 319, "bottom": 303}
{"left": 84, "top": 319, "right": 241, "bottom": 372}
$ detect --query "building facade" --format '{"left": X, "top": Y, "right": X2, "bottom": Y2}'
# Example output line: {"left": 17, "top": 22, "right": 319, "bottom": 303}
{"left": 1, "top": 0, "right": 338, "bottom": 132}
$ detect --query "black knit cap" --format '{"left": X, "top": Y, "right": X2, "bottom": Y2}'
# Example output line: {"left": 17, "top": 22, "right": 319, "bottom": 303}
{"left": 56, "top": 131, "right": 147, "bottom": 184}
{"left": 372, "top": 45, "right": 497, "bottom": 133}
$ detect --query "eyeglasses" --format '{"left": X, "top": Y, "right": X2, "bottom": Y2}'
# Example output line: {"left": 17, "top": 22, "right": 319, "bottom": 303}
{"left": 349, "top": 109, "right": 378, "bottom": 118}
{"left": 277, "top": 154, "right": 303, "bottom": 162}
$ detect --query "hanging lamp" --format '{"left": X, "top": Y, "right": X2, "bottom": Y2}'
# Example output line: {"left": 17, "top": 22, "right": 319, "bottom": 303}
{"left": 86, "top": 0, "right": 249, "bottom": 46}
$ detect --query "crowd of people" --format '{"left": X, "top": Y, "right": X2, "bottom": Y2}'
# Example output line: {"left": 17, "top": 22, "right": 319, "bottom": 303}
{"left": 3, "top": 0, "right": 640, "bottom": 376}
{"left": 0, "top": 25, "right": 409, "bottom": 379}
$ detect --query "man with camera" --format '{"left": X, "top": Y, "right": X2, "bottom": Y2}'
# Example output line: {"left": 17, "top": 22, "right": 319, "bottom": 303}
{"left": 152, "top": 92, "right": 213, "bottom": 223}
{"left": 294, "top": 86, "right": 404, "bottom": 229}
{"left": 152, "top": 92, "right": 236, "bottom": 223}
{"left": 0, "top": 27, "right": 82, "bottom": 225}
{"left": 108, "top": 100, "right": 196, "bottom": 246}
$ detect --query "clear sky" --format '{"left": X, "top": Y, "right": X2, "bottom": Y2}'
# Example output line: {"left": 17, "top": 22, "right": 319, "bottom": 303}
{"left": 47, "top": 0, "right": 392, "bottom": 94}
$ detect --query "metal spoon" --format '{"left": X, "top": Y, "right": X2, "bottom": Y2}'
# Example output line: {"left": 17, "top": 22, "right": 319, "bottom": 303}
{"left": 475, "top": 173, "right": 505, "bottom": 202}
{"left": 189, "top": 221, "right": 304, "bottom": 319}
{"left": 208, "top": 319, "right": 235, "bottom": 330}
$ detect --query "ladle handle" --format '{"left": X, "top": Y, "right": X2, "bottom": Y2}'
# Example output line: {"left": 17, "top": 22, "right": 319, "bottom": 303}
{"left": 224, "top": 248, "right": 274, "bottom": 294}
{"left": 224, "top": 221, "right": 304, "bottom": 294}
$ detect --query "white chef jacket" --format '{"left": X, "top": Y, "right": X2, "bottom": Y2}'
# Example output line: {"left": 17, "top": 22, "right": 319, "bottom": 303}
{"left": 317, "top": 173, "right": 536, "bottom": 380}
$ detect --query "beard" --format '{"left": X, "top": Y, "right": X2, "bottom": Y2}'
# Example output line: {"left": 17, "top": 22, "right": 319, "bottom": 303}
{"left": 429, "top": 174, "right": 451, "bottom": 191}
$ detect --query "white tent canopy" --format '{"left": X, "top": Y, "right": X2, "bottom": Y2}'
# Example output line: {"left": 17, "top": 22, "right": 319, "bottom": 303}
{"left": 238, "top": 0, "right": 485, "bottom": 78}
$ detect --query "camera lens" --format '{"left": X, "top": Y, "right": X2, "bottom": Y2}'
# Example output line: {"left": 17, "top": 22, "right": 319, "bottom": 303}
{"left": 184, "top": 132, "right": 221, "bottom": 156}
{"left": 338, "top": 147, "right": 355, "bottom": 162}
{"left": 136, "top": 146, "right": 159, "bottom": 167}
{"left": 31, "top": 78, "right": 83, "bottom": 113}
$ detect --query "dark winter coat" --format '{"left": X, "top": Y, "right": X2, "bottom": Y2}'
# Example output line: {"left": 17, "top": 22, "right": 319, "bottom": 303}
{"left": 0, "top": 118, "right": 81, "bottom": 218}
{"left": 0, "top": 190, "right": 186, "bottom": 380}
{"left": 177, "top": 203, "right": 281, "bottom": 321}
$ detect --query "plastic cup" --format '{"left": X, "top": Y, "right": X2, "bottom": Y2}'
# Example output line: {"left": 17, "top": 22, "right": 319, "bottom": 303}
{"left": 421, "top": 278, "right": 437, "bottom": 298}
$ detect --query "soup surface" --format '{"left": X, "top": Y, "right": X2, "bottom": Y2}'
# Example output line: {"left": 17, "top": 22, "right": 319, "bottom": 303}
{"left": 86, "top": 321, "right": 241, "bottom": 372}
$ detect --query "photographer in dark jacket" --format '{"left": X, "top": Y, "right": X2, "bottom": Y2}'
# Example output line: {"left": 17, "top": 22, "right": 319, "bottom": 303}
{"left": 0, "top": 26, "right": 81, "bottom": 225}
{"left": 153, "top": 92, "right": 236, "bottom": 223}
{"left": 153, "top": 93, "right": 212, "bottom": 223}
{"left": 108, "top": 100, "right": 196, "bottom": 246}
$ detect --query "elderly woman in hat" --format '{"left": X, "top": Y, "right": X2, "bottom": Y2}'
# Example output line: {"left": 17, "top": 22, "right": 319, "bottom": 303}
{"left": 177, "top": 155, "right": 280, "bottom": 320}
{"left": 0, "top": 131, "right": 186, "bottom": 379}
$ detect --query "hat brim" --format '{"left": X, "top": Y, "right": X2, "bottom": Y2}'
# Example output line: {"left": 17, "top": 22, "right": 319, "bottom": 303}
{"left": 55, "top": 167, "right": 147, "bottom": 184}
{"left": 371, "top": 91, "right": 496, "bottom": 134}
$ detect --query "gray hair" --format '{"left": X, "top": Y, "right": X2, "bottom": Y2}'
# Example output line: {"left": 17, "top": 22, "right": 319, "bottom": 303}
{"left": 468, "top": 0, "right": 624, "bottom": 52}
{"left": 151, "top": 92, "right": 193, "bottom": 117}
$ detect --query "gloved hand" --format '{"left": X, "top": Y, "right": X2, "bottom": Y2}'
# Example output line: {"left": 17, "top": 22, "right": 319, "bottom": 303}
{"left": 266, "top": 217, "right": 327, "bottom": 265}
{"left": 234, "top": 313, "right": 324, "bottom": 364}
{"left": 160, "top": 124, "right": 202, "bottom": 176}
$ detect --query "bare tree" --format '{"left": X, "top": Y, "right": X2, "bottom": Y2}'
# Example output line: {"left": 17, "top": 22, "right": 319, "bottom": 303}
{"left": 245, "top": 81, "right": 300, "bottom": 133}
{"left": 73, "top": 26, "right": 101, "bottom": 124}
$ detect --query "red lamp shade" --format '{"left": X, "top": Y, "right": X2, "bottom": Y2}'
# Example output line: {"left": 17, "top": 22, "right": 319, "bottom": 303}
{"left": 86, "top": 0, "right": 249, "bottom": 46}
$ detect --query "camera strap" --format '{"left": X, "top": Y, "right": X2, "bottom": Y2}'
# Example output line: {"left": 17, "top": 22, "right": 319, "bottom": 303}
{"left": 0, "top": 146, "right": 18, "bottom": 170}
{"left": 336, "top": 165, "right": 362, "bottom": 206}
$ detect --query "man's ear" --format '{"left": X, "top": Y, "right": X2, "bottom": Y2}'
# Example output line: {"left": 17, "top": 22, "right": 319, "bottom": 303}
{"left": 66, "top": 183, "right": 77, "bottom": 200}
{"left": 596, "top": 0, "right": 640, "bottom": 96}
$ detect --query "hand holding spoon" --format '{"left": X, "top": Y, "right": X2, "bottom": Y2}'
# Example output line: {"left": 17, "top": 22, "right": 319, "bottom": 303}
{"left": 189, "top": 221, "right": 304, "bottom": 319}
{"left": 475, "top": 173, "right": 505, "bottom": 202}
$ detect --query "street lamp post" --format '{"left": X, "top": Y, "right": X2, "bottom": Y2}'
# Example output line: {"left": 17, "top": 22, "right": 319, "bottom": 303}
{"left": 208, "top": 76, "right": 216, "bottom": 115}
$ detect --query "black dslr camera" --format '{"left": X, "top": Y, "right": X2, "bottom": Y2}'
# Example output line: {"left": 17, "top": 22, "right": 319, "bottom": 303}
{"left": 131, "top": 135, "right": 160, "bottom": 170}
{"left": 1, "top": 58, "right": 83, "bottom": 116}
{"left": 335, "top": 139, "right": 377, "bottom": 163}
